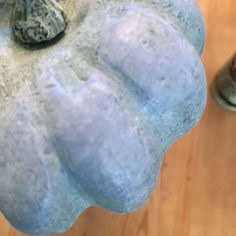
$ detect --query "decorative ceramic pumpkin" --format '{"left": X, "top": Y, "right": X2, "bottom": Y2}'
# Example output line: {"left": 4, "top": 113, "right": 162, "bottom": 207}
{"left": 0, "top": 0, "right": 206, "bottom": 234}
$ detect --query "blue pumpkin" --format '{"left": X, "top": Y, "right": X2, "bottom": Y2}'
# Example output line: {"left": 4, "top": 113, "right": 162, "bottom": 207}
{"left": 0, "top": 0, "right": 206, "bottom": 234}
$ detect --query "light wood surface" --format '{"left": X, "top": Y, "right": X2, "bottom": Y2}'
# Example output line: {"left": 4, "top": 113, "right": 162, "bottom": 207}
{"left": 1, "top": 0, "right": 236, "bottom": 235}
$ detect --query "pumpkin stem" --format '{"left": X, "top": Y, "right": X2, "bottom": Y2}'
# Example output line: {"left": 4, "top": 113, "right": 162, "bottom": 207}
{"left": 10, "top": 0, "right": 67, "bottom": 44}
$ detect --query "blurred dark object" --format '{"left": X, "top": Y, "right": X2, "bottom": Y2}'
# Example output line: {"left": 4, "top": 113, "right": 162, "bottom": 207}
{"left": 212, "top": 53, "right": 236, "bottom": 111}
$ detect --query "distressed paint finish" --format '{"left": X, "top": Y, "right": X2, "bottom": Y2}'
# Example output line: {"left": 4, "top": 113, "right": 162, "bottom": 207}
{"left": 0, "top": 0, "right": 67, "bottom": 43}
{"left": 0, "top": 0, "right": 206, "bottom": 235}
{"left": 10, "top": 0, "right": 67, "bottom": 44}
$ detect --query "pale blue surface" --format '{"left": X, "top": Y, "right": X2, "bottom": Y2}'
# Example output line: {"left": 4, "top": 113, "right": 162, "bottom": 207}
{"left": 0, "top": 0, "right": 206, "bottom": 234}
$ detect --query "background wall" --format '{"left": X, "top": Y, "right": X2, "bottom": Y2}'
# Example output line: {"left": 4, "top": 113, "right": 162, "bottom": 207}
{"left": 1, "top": 0, "right": 236, "bottom": 235}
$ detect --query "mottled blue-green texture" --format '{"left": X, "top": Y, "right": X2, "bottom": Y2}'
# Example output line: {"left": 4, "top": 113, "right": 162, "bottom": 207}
{"left": 0, "top": 0, "right": 206, "bottom": 234}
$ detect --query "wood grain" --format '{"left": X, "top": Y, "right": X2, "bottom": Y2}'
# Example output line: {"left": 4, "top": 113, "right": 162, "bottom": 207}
{"left": 1, "top": 0, "right": 236, "bottom": 235}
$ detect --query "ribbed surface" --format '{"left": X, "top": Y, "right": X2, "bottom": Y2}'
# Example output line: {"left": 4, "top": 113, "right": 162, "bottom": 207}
{"left": 1, "top": 0, "right": 235, "bottom": 235}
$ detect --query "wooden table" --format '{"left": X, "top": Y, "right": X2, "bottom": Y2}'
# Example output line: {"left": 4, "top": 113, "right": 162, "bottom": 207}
{"left": 1, "top": 0, "right": 236, "bottom": 235}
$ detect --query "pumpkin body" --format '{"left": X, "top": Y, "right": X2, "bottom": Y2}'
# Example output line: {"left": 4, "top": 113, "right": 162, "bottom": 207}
{"left": 0, "top": 0, "right": 206, "bottom": 234}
